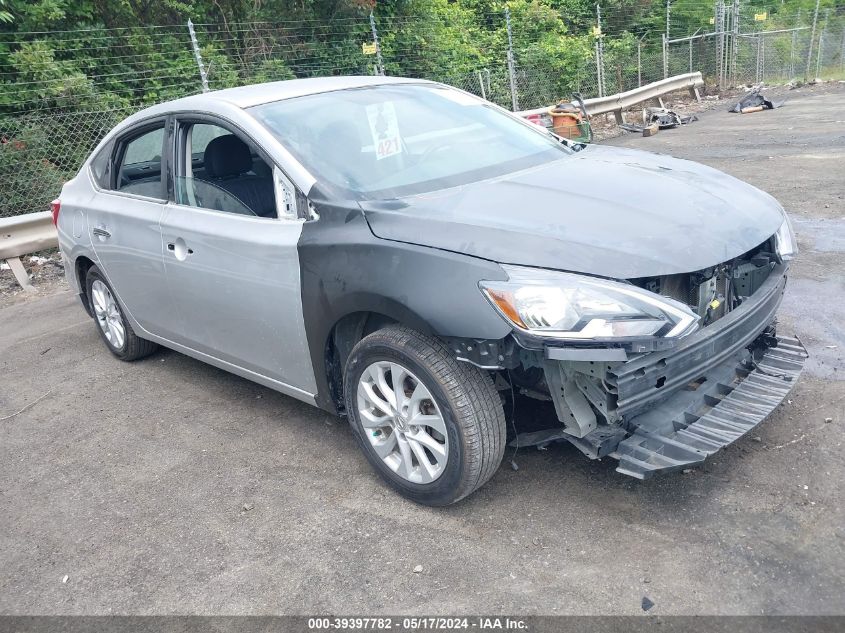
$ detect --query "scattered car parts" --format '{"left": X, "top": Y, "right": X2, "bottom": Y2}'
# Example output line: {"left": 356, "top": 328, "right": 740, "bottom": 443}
{"left": 730, "top": 89, "right": 787, "bottom": 113}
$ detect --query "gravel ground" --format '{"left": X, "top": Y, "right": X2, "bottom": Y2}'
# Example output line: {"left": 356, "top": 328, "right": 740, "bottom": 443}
{"left": 1, "top": 83, "right": 844, "bottom": 616}
{"left": 0, "top": 251, "right": 65, "bottom": 299}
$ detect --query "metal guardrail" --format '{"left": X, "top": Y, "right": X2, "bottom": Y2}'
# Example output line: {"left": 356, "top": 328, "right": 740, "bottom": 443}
{"left": 0, "top": 211, "right": 58, "bottom": 292}
{"left": 517, "top": 72, "right": 705, "bottom": 123}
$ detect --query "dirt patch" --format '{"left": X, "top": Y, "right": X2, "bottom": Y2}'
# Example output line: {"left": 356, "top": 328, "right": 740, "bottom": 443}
{"left": 0, "top": 249, "right": 68, "bottom": 307}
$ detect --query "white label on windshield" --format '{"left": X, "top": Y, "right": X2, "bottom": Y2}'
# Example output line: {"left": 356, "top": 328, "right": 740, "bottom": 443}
{"left": 366, "top": 102, "right": 402, "bottom": 160}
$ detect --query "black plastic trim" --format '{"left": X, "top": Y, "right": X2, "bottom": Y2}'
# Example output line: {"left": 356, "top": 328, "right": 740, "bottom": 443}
{"left": 609, "top": 264, "right": 788, "bottom": 416}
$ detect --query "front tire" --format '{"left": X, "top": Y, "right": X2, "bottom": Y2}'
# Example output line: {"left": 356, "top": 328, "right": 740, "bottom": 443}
{"left": 344, "top": 325, "right": 506, "bottom": 506}
{"left": 85, "top": 265, "right": 158, "bottom": 361}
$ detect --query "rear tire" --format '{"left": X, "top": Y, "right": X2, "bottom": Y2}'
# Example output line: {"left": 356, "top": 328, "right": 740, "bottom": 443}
{"left": 85, "top": 265, "right": 158, "bottom": 361}
{"left": 344, "top": 325, "right": 506, "bottom": 506}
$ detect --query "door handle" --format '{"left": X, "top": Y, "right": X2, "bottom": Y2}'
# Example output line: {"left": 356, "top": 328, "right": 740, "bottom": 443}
{"left": 92, "top": 227, "right": 111, "bottom": 239}
{"left": 167, "top": 240, "right": 193, "bottom": 260}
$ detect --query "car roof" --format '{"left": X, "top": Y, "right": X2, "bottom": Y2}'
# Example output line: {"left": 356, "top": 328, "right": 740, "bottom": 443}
{"left": 127, "top": 75, "right": 432, "bottom": 121}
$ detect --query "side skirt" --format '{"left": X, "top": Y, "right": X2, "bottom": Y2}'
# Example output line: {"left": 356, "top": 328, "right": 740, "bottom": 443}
{"left": 134, "top": 331, "right": 318, "bottom": 407}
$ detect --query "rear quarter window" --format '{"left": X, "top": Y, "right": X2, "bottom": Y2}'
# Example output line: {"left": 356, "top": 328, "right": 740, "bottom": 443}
{"left": 89, "top": 140, "right": 113, "bottom": 189}
{"left": 113, "top": 124, "right": 166, "bottom": 199}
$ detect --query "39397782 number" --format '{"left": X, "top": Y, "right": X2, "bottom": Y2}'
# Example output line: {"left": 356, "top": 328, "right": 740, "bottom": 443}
{"left": 307, "top": 618, "right": 394, "bottom": 630}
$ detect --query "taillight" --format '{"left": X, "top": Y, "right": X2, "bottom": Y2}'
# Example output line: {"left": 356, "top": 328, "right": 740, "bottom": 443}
{"left": 50, "top": 199, "right": 61, "bottom": 226}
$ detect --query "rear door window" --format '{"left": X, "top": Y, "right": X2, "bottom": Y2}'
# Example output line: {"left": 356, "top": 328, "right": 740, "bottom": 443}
{"left": 115, "top": 125, "right": 165, "bottom": 199}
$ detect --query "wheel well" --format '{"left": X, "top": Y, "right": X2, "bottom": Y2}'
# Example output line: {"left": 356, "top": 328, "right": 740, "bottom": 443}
{"left": 75, "top": 256, "right": 96, "bottom": 317}
{"left": 325, "top": 312, "right": 399, "bottom": 414}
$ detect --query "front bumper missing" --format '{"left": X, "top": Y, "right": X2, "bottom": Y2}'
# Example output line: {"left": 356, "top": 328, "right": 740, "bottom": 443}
{"left": 613, "top": 334, "right": 807, "bottom": 478}
{"left": 514, "top": 264, "right": 808, "bottom": 478}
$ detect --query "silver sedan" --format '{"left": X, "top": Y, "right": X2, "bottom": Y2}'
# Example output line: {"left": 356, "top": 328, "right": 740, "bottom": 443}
{"left": 55, "top": 76, "right": 804, "bottom": 505}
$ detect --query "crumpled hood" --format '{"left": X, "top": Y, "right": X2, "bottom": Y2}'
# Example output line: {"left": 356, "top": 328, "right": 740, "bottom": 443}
{"left": 361, "top": 145, "right": 785, "bottom": 279}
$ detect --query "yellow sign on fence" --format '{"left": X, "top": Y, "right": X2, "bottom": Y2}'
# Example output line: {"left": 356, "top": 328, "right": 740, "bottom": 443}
{"left": 754, "top": 12, "right": 767, "bottom": 21}
{"left": 592, "top": 26, "right": 602, "bottom": 36}
{"left": 362, "top": 42, "right": 377, "bottom": 55}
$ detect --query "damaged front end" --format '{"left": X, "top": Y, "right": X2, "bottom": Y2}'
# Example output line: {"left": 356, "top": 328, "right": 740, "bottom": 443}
{"left": 460, "top": 231, "right": 807, "bottom": 478}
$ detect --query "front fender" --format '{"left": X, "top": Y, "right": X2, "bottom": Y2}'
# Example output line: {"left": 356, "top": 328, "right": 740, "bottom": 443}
{"left": 298, "top": 203, "right": 510, "bottom": 412}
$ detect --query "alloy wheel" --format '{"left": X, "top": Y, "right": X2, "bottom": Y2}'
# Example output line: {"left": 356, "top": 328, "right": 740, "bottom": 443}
{"left": 356, "top": 361, "right": 449, "bottom": 484}
{"left": 91, "top": 279, "right": 126, "bottom": 350}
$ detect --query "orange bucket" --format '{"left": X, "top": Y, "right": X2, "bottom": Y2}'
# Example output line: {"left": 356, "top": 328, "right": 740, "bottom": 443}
{"left": 550, "top": 110, "right": 583, "bottom": 139}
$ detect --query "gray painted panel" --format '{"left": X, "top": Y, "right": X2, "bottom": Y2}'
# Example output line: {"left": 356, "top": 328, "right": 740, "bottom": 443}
{"left": 160, "top": 204, "right": 316, "bottom": 394}
{"left": 363, "top": 145, "right": 785, "bottom": 279}
{"left": 86, "top": 191, "right": 173, "bottom": 337}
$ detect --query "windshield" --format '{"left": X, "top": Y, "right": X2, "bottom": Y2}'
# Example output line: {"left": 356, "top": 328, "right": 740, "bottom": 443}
{"left": 249, "top": 83, "right": 569, "bottom": 199}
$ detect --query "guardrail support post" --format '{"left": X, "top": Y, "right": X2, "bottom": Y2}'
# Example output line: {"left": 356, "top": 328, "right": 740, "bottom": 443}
{"left": 0, "top": 211, "right": 59, "bottom": 290}
{"left": 4, "top": 257, "right": 36, "bottom": 292}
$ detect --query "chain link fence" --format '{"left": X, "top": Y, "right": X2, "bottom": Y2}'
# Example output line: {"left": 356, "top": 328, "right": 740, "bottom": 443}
{"left": 1, "top": 4, "right": 844, "bottom": 219}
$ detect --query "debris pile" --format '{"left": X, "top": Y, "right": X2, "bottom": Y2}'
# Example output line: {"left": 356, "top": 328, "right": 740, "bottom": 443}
{"left": 619, "top": 106, "right": 697, "bottom": 136}
{"left": 729, "top": 89, "right": 786, "bottom": 114}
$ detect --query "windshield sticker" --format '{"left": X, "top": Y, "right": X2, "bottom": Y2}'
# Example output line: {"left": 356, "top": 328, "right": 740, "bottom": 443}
{"left": 366, "top": 102, "right": 403, "bottom": 160}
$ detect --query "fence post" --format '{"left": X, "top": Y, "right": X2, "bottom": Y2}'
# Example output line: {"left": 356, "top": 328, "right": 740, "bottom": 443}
{"left": 790, "top": 28, "right": 797, "bottom": 78}
{"left": 715, "top": 0, "right": 724, "bottom": 89}
{"left": 666, "top": 0, "right": 671, "bottom": 39}
{"left": 187, "top": 19, "right": 209, "bottom": 92}
{"left": 637, "top": 39, "right": 642, "bottom": 87}
{"left": 595, "top": 42, "right": 603, "bottom": 97}
{"left": 477, "top": 70, "right": 487, "bottom": 100}
{"left": 662, "top": 33, "right": 668, "bottom": 78}
{"left": 730, "top": 0, "right": 740, "bottom": 86}
{"left": 689, "top": 37, "right": 693, "bottom": 73}
{"left": 805, "top": 0, "right": 820, "bottom": 80}
{"left": 815, "top": 10, "right": 829, "bottom": 79}
{"left": 755, "top": 36, "right": 762, "bottom": 83}
{"left": 595, "top": 4, "right": 606, "bottom": 97}
{"left": 841, "top": 23, "right": 845, "bottom": 72}
{"left": 369, "top": 12, "right": 385, "bottom": 76}
{"left": 505, "top": 8, "right": 519, "bottom": 111}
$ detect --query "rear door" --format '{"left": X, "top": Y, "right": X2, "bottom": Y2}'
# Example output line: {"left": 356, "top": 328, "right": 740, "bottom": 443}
{"left": 159, "top": 116, "right": 316, "bottom": 397}
{"left": 87, "top": 118, "right": 175, "bottom": 338}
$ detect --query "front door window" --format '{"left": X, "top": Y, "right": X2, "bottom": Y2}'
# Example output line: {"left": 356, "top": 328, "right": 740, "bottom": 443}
{"left": 175, "top": 122, "right": 277, "bottom": 218}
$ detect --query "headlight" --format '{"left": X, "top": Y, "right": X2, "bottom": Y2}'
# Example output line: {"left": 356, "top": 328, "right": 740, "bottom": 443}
{"left": 480, "top": 266, "right": 699, "bottom": 341}
{"left": 774, "top": 215, "right": 797, "bottom": 261}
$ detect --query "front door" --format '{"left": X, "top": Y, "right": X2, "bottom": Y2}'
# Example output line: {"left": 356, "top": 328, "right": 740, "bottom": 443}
{"left": 159, "top": 118, "right": 316, "bottom": 396}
